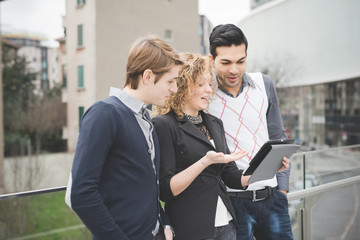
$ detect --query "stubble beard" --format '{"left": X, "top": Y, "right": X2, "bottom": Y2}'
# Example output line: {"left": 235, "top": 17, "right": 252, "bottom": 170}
{"left": 217, "top": 74, "right": 242, "bottom": 90}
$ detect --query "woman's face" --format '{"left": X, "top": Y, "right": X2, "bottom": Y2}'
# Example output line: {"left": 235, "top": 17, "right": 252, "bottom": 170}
{"left": 183, "top": 73, "right": 213, "bottom": 116}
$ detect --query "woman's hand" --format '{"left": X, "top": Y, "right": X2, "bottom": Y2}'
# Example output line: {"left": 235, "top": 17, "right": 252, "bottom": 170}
{"left": 169, "top": 150, "right": 247, "bottom": 197}
{"left": 203, "top": 150, "right": 248, "bottom": 166}
{"left": 277, "top": 157, "right": 290, "bottom": 172}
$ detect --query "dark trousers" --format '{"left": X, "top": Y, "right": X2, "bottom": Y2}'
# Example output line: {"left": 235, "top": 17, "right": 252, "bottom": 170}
{"left": 230, "top": 190, "right": 294, "bottom": 240}
{"left": 202, "top": 221, "right": 236, "bottom": 240}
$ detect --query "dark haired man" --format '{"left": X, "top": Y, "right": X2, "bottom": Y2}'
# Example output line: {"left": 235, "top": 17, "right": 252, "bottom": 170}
{"left": 208, "top": 24, "right": 293, "bottom": 240}
{"left": 65, "top": 36, "right": 183, "bottom": 240}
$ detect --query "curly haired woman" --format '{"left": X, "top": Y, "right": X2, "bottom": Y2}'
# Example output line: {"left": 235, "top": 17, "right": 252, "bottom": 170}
{"left": 152, "top": 53, "right": 249, "bottom": 240}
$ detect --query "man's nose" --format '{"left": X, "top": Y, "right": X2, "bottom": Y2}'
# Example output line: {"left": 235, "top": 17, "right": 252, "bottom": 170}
{"left": 229, "top": 64, "right": 238, "bottom": 74}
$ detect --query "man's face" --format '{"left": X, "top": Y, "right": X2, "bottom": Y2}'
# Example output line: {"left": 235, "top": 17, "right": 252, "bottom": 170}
{"left": 212, "top": 44, "right": 247, "bottom": 96}
{"left": 149, "top": 65, "right": 180, "bottom": 106}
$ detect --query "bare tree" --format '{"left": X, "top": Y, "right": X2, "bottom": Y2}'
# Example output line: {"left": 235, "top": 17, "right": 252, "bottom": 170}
{"left": 24, "top": 86, "right": 66, "bottom": 155}
{"left": 252, "top": 52, "right": 302, "bottom": 139}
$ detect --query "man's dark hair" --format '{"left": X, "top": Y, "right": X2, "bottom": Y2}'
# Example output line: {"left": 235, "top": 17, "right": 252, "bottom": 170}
{"left": 209, "top": 24, "right": 248, "bottom": 59}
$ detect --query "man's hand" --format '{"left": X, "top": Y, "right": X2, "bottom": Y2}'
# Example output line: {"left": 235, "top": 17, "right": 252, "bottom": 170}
{"left": 164, "top": 228, "right": 174, "bottom": 240}
{"left": 277, "top": 157, "right": 290, "bottom": 172}
{"left": 277, "top": 157, "right": 290, "bottom": 197}
{"left": 279, "top": 189, "right": 288, "bottom": 196}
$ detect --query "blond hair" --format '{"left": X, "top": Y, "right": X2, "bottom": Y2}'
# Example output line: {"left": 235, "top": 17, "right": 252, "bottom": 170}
{"left": 155, "top": 53, "right": 215, "bottom": 118}
{"left": 125, "top": 35, "right": 184, "bottom": 89}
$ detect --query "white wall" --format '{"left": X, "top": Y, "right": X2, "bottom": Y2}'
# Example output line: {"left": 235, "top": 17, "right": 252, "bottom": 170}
{"left": 239, "top": 0, "right": 360, "bottom": 86}
{"left": 4, "top": 152, "right": 74, "bottom": 193}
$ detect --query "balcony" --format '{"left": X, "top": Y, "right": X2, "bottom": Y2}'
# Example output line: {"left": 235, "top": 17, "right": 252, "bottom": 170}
{"left": 1, "top": 145, "right": 360, "bottom": 240}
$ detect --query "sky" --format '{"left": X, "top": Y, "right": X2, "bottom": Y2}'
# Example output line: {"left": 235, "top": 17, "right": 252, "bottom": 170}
{"left": 198, "top": 0, "right": 250, "bottom": 26}
{"left": 1, "top": 0, "right": 66, "bottom": 47}
{"left": 1, "top": 0, "right": 250, "bottom": 47}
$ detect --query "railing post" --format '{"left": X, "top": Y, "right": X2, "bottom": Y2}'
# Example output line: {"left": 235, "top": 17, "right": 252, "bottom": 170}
{"left": 303, "top": 198, "right": 312, "bottom": 240}
{"left": 0, "top": 3, "right": 5, "bottom": 195}
{"left": 300, "top": 207, "right": 305, "bottom": 240}
{"left": 302, "top": 153, "right": 306, "bottom": 189}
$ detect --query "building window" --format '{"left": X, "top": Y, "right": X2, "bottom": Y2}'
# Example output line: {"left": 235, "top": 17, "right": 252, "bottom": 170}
{"left": 62, "top": 64, "right": 67, "bottom": 88}
{"left": 79, "top": 106, "right": 85, "bottom": 125}
{"left": 77, "top": 65, "right": 84, "bottom": 88}
{"left": 42, "top": 72, "right": 48, "bottom": 80}
{"left": 77, "top": 24, "right": 83, "bottom": 48}
{"left": 41, "top": 72, "right": 49, "bottom": 90}
{"left": 77, "top": 0, "right": 86, "bottom": 6}
{"left": 165, "top": 30, "right": 172, "bottom": 41}
{"left": 41, "top": 80, "right": 49, "bottom": 90}
{"left": 41, "top": 48, "right": 47, "bottom": 57}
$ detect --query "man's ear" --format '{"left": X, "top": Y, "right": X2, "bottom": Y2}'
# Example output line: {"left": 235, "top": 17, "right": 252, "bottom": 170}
{"left": 209, "top": 54, "right": 214, "bottom": 63}
{"left": 142, "top": 69, "right": 154, "bottom": 85}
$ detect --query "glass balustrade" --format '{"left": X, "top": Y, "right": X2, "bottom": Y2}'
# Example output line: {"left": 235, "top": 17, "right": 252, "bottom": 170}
{"left": 289, "top": 144, "right": 360, "bottom": 240}
{"left": 0, "top": 145, "right": 359, "bottom": 239}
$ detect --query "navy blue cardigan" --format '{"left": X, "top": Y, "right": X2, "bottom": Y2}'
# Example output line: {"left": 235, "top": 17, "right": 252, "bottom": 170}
{"left": 67, "top": 96, "right": 166, "bottom": 240}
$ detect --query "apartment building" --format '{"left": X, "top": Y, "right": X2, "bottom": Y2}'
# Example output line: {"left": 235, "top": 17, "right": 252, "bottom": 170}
{"left": 199, "top": 15, "right": 213, "bottom": 55}
{"left": 62, "top": 0, "right": 200, "bottom": 151}
{"left": 2, "top": 35, "right": 60, "bottom": 93}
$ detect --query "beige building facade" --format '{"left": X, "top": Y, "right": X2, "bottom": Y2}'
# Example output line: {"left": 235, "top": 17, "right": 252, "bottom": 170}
{"left": 63, "top": 0, "right": 200, "bottom": 151}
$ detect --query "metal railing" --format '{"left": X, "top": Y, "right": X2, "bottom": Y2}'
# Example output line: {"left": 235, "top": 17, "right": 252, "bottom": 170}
{"left": 1, "top": 144, "right": 359, "bottom": 239}
{"left": 287, "top": 175, "right": 360, "bottom": 240}
{"left": 0, "top": 186, "right": 66, "bottom": 200}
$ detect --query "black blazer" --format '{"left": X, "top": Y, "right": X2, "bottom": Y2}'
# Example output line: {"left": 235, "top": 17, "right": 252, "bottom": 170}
{"left": 153, "top": 110, "right": 245, "bottom": 240}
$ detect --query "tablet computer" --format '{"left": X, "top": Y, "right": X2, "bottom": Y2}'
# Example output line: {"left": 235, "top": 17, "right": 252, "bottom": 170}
{"left": 243, "top": 139, "right": 300, "bottom": 183}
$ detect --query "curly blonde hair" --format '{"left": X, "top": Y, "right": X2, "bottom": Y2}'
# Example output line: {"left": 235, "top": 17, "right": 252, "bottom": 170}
{"left": 154, "top": 53, "right": 215, "bottom": 118}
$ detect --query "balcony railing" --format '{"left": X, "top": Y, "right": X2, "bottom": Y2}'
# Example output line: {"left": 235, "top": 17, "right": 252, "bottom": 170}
{"left": 288, "top": 144, "right": 360, "bottom": 239}
{"left": 1, "top": 144, "right": 359, "bottom": 240}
